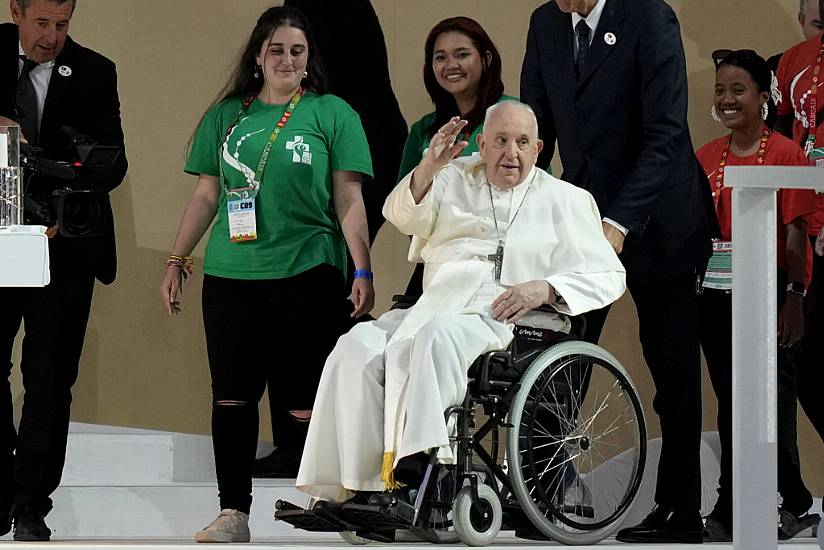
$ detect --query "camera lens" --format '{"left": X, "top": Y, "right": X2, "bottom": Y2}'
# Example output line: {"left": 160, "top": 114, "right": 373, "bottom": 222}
{"left": 60, "top": 192, "right": 106, "bottom": 237}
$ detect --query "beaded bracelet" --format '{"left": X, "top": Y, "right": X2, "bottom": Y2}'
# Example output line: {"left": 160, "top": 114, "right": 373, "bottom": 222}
{"left": 353, "top": 269, "right": 373, "bottom": 281}
{"left": 166, "top": 255, "right": 194, "bottom": 275}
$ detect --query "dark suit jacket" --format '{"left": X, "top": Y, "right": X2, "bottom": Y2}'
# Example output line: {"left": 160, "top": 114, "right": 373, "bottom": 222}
{"left": 521, "top": 0, "right": 716, "bottom": 282}
{"left": 283, "top": 0, "right": 407, "bottom": 166}
{"left": 283, "top": 0, "right": 407, "bottom": 243}
{"left": 0, "top": 23, "right": 127, "bottom": 284}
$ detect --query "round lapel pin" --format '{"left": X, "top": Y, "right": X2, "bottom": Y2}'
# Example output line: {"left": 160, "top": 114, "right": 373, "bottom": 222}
{"left": 58, "top": 65, "right": 72, "bottom": 77}
{"left": 604, "top": 32, "right": 617, "bottom": 46}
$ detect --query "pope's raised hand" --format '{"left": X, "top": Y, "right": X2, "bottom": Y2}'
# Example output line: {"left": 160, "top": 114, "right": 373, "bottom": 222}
{"left": 410, "top": 117, "right": 469, "bottom": 203}
{"left": 423, "top": 116, "right": 470, "bottom": 169}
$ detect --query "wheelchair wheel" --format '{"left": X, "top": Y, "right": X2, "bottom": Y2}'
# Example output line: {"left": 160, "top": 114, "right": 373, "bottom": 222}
{"left": 506, "top": 341, "right": 646, "bottom": 545}
{"left": 452, "top": 484, "right": 502, "bottom": 546}
{"left": 339, "top": 531, "right": 370, "bottom": 545}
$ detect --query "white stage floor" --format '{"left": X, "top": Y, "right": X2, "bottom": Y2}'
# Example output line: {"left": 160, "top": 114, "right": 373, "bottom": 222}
{"left": 0, "top": 535, "right": 821, "bottom": 549}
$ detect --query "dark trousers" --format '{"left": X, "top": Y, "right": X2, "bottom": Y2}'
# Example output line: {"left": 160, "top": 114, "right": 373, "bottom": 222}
{"left": 583, "top": 270, "right": 703, "bottom": 514}
{"left": 700, "top": 270, "right": 814, "bottom": 526}
{"left": 0, "top": 267, "right": 95, "bottom": 519}
{"left": 767, "top": 240, "right": 824, "bottom": 519}
{"left": 202, "top": 265, "right": 350, "bottom": 512}
{"left": 795, "top": 239, "right": 824, "bottom": 441}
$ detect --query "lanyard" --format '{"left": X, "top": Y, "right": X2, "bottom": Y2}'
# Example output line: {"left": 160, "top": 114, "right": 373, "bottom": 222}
{"left": 713, "top": 127, "right": 771, "bottom": 213}
{"left": 218, "top": 88, "right": 303, "bottom": 199}
{"left": 804, "top": 37, "right": 823, "bottom": 157}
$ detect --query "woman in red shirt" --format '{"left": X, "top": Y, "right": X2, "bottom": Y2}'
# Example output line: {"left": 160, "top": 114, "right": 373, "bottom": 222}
{"left": 696, "top": 49, "right": 817, "bottom": 542}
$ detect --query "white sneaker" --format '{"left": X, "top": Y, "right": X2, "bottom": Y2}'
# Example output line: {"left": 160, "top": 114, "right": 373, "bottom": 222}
{"left": 195, "top": 509, "right": 250, "bottom": 543}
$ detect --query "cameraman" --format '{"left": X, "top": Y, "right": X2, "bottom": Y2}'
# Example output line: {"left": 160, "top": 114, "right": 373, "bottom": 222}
{"left": 0, "top": 0, "right": 126, "bottom": 541}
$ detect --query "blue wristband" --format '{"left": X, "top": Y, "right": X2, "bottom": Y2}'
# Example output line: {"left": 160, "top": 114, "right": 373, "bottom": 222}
{"left": 353, "top": 269, "right": 373, "bottom": 281}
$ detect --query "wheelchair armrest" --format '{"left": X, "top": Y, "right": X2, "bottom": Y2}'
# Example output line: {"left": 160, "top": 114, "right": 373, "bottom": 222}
{"left": 392, "top": 296, "right": 587, "bottom": 339}
{"left": 529, "top": 304, "right": 587, "bottom": 340}
{"left": 476, "top": 351, "right": 513, "bottom": 393}
{"left": 391, "top": 294, "right": 418, "bottom": 310}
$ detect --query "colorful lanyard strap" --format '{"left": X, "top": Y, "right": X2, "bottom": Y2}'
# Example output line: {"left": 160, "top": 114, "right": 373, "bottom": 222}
{"left": 804, "top": 37, "right": 824, "bottom": 156}
{"left": 713, "top": 127, "right": 771, "bottom": 213}
{"left": 218, "top": 88, "right": 303, "bottom": 198}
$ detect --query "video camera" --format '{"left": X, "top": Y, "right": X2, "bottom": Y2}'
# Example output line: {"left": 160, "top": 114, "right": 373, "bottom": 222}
{"left": 21, "top": 127, "right": 122, "bottom": 238}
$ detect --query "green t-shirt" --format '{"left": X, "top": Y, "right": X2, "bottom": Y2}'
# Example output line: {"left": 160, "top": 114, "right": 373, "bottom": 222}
{"left": 186, "top": 93, "right": 373, "bottom": 280}
{"left": 396, "top": 95, "right": 519, "bottom": 182}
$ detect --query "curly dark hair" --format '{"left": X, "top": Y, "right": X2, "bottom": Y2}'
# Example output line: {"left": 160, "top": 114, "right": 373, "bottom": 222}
{"left": 712, "top": 48, "right": 775, "bottom": 126}
{"left": 422, "top": 17, "right": 504, "bottom": 137}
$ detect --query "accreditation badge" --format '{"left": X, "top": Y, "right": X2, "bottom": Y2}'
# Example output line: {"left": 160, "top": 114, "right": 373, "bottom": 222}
{"left": 703, "top": 240, "right": 732, "bottom": 291}
{"left": 227, "top": 194, "right": 257, "bottom": 242}
{"left": 810, "top": 148, "right": 824, "bottom": 194}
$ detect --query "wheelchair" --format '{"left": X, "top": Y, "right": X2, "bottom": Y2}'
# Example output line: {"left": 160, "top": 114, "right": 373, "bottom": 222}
{"left": 275, "top": 296, "right": 647, "bottom": 546}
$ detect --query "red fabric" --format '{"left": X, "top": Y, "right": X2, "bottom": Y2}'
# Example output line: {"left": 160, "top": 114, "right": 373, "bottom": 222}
{"left": 696, "top": 132, "right": 815, "bottom": 284}
{"left": 806, "top": 194, "right": 824, "bottom": 235}
{"left": 777, "top": 33, "right": 824, "bottom": 145}
{"left": 776, "top": 32, "right": 824, "bottom": 236}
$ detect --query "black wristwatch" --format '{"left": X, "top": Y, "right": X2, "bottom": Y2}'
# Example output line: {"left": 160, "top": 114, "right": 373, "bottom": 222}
{"left": 786, "top": 281, "right": 807, "bottom": 297}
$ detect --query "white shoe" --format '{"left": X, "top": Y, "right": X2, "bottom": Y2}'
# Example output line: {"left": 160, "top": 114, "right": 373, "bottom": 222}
{"left": 195, "top": 509, "right": 250, "bottom": 543}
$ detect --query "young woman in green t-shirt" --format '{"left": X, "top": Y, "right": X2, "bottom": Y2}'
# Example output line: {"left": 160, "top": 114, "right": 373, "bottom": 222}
{"left": 399, "top": 17, "right": 511, "bottom": 295}
{"left": 159, "top": 6, "right": 374, "bottom": 542}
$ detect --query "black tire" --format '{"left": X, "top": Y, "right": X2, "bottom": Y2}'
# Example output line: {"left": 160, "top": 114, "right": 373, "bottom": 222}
{"left": 506, "top": 341, "right": 646, "bottom": 545}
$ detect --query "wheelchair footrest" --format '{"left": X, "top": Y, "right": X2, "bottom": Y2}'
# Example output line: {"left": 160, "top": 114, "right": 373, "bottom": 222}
{"left": 274, "top": 500, "right": 348, "bottom": 532}
{"left": 341, "top": 500, "right": 415, "bottom": 530}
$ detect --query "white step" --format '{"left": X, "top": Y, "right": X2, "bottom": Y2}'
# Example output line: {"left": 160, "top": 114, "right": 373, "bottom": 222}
{"left": 63, "top": 423, "right": 219, "bottom": 485}
{"left": 62, "top": 433, "right": 174, "bottom": 485}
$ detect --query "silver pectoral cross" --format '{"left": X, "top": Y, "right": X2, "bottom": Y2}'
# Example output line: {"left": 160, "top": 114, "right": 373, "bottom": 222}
{"left": 488, "top": 240, "right": 504, "bottom": 282}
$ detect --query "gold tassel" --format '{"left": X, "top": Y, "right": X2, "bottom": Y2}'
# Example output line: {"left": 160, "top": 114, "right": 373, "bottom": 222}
{"left": 380, "top": 452, "right": 400, "bottom": 490}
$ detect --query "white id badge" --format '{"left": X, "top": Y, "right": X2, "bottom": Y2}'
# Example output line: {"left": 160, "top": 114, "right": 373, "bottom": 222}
{"left": 811, "top": 150, "right": 824, "bottom": 193}
{"left": 227, "top": 196, "right": 257, "bottom": 242}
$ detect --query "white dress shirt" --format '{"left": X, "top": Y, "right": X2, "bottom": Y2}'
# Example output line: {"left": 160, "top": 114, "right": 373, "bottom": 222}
{"left": 571, "top": 0, "right": 606, "bottom": 59}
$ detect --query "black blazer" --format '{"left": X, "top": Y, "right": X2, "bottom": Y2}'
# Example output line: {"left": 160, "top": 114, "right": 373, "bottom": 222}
{"left": 283, "top": 0, "right": 408, "bottom": 194}
{"left": 0, "top": 23, "right": 127, "bottom": 284}
{"left": 521, "top": 0, "right": 716, "bottom": 281}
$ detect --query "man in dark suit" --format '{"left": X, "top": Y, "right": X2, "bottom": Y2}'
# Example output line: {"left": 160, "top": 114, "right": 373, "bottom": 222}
{"left": 0, "top": 0, "right": 126, "bottom": 541}
{"left": 521, "top": 0, "right": 715, "bottom": 543}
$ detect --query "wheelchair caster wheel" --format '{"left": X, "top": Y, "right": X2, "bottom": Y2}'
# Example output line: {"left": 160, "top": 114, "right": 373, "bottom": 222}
{"left": 453, "top": 484, "right": 501, "bottom": 546}
{"left": 339, "top": 530, "right": 371, "bottom": 545}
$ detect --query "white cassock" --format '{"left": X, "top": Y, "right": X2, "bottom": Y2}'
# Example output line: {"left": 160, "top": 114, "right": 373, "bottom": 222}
{"left": 296, "top": 156, "right": 626, "bottom": 502}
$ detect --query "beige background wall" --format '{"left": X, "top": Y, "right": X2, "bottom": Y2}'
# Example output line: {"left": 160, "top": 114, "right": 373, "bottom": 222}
{"left": 4, "top": 0, "right": 822, "bottom": 492}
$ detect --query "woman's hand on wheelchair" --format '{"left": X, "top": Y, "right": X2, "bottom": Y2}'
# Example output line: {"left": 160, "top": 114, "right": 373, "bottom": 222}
{"left": 350, "top": 278, "right": 375, "bottom": 318}
{"left": 492, "top": 280, "right": 556, "bottom": 324}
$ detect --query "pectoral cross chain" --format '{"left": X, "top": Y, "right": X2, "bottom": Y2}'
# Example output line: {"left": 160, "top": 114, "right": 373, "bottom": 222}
{"left": 488, "top": 240, "right": 504, "bottom": 282}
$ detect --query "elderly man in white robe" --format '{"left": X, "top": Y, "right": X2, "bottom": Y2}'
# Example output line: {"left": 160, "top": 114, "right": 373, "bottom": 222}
{"left": 295, "top": 101, "right": 626, "bottom": 503}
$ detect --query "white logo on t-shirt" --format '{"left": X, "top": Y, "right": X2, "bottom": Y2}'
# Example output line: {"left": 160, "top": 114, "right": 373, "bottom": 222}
{"left": 789, "top": 66, "right": 812, "bottom": 128}
{"left": 286, "top": 136, "right": 312, "bottom": 165}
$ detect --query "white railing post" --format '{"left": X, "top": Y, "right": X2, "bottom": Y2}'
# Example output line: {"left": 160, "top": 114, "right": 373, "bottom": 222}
{"left": 726, "top": 165, "right": 823, "bottom": 550}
